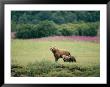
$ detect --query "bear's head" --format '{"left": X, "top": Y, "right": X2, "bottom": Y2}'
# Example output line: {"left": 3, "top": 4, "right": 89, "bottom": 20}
{"left": 50, "top": 47, "right": 57, "bottom": 53}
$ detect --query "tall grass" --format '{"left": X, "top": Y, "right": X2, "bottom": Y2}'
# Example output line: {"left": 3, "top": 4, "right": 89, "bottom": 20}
{"left": 11, "top": 60, "right": 100, "bottom": 77}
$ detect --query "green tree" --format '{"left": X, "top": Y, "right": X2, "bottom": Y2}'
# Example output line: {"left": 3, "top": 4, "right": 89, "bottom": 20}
{"left": 37, "top": 20, "right": 58, "bottom": 38}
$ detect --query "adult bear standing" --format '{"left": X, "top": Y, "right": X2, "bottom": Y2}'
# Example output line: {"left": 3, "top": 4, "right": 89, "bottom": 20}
{"left": 50, "top": 47, "right": 71, "bottom": 62}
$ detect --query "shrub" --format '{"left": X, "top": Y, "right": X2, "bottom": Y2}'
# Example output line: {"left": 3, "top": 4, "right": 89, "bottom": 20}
{"left": 36, "top": 20, "right": 58, "bottom": 38}
{"left": 58, "top": 22, "right": 99, "bottom": 36}
{"left": 16, "top": 20, "right": 58, "bottom": 38}
{"left": 77, "top": 22, "right": 99, "bottom": 36}
{"left": 60, "top": 28, "right": 73, "bottom": 36}
{"left": 11, "top": 60, "right": 100, "bottom": 77}
{"left": 15, "top": 21, "right": 99, "bottom": 38}
{"left": 16, "top": 24, "right": 36, "bottom": 38}
{"left": 11, "top": 64, "right": 27, "bottom": 77}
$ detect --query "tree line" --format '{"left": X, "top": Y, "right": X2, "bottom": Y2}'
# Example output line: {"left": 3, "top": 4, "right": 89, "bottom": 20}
{"left": 11, "top": 11, "right": 100, "bottom": 38}
{"left": 11, "top": 11, "right": 100, "bottom": 24}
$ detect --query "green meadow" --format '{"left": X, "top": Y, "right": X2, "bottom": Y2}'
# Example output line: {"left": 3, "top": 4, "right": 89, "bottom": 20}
{"left": 11, "top": 38, "right": 100, "bottom": 77}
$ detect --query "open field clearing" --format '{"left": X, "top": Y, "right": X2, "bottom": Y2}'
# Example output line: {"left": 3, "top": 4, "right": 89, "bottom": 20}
{"left": 11, "top": 36, "right": 100, "bottom": 77}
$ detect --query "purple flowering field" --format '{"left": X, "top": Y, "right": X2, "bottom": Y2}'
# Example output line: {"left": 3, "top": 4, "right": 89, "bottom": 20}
{"left": 11, "top": 32, "right": 99, "bottom": 43}
{"left": 30, "top": 36, "right": 99, "bottom": 43}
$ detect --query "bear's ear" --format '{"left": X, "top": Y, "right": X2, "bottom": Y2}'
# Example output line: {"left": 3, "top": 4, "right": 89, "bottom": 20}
{"left": 52, "top": 47, "right": 55, "bottom": 49}
{"left": 50, "top": 48, "right": 53, "bottom": 51}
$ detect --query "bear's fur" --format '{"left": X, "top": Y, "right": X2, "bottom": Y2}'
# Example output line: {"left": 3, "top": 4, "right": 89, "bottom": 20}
{"left": 62, "top": 55, "right": 76, "bottom": 62}
{"left": 71, "top": 56, "right": 76, "bottom": 62}
{"left": 50, "top": 47, "right": 71, "bottom": 62}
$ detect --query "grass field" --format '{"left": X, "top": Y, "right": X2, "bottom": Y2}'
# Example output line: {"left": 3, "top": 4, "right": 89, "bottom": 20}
{"left": 11, "top": 36, "right": 100, "bottom": 77}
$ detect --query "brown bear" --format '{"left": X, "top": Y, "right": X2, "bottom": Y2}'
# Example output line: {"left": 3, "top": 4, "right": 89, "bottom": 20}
{"left": 50, "top": 47, "right": 71, "bottom": 62}
{"left": 62, "top": 55, "right": 76, "bottom": 62}
{"left": 70, "top": 56, "right": 76, "bottom": 62}
{"left": 62, "top": 55, "right": 71, "bottom": 62}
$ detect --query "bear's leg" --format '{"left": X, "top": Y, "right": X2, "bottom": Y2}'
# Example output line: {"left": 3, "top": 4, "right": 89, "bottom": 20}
{"left": 63, "top": 59, "right": 66, "bottom": 62}
{"left": 55, "top": 58, "right": 58, "bottom": 62}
